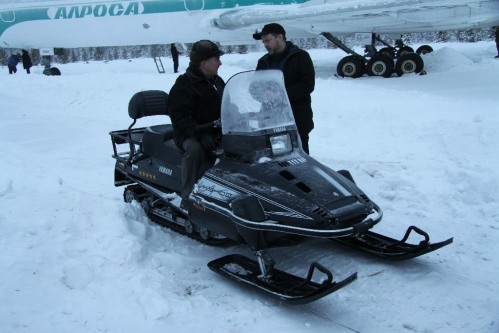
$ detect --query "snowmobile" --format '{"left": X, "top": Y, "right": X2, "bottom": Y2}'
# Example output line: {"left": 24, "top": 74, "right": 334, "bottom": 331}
{"left": 109, "top": 70, "right": 452, "bottom": 304}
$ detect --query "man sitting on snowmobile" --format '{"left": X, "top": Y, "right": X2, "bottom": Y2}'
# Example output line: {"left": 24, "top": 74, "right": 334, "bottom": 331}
{"left": 168, "top": 40, "right": 226, "bottom": 202}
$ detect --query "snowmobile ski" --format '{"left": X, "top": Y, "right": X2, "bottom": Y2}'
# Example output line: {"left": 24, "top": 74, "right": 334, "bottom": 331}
{"left": 333, "top": 226, "right": 453, "bottom": 260}
{"left": 208, "top": 254, "right": 357, "bottom": 304}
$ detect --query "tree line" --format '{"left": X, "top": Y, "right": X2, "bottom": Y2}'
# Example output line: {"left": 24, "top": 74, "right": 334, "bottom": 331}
{"left": 1, "top": 27, "right": 495, "bottom": 66}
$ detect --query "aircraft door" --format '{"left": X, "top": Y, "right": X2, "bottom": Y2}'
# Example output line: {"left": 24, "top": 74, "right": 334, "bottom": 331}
{"left": 0, "top": 0, "right": 16, "bottom": 22}
{"left": 184, "top": 0, "right": 204, "bottom": 11}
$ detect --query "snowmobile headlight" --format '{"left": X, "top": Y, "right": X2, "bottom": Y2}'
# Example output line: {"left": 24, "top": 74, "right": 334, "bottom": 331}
{"left": 270, "top": 133, "right": 292, "bottom": 155}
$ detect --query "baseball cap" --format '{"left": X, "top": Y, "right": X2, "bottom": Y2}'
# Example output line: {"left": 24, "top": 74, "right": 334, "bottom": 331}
{"left": 253, "top": 23, "right": 286, "bottom": 40}
{"left": 190, "top": 40, "right": 225, "bottom": 63}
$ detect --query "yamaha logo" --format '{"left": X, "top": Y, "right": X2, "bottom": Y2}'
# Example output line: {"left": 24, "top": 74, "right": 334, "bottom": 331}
{"left": 159, "top": 166, "right": 173, "bottom": 176}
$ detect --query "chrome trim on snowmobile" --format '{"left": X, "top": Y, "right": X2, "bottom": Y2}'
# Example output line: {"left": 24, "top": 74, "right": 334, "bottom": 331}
{"left": 313, "top": 166, "right": 351, "bottom": 196}
{"left": 204, "top": 173, "right": 313, "bottom": 221}
{"left": 195, "top": 195, "right": 383, "bottom": 238}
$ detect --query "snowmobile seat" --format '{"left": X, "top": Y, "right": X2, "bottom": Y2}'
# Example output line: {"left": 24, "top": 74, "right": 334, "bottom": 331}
{"left": 142, "top": 124, "right": 176, "bottom": 157}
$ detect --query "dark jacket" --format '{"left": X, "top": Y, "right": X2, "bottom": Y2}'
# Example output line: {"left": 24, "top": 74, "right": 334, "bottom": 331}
{"left": 8, "top": 54, "right": 19, "bottom": 66}
{"left": 22, "top": 50, "right": 32, "bottom": 69}
{"left": 168, "top": 65, "right": 225, "bottom": 149}
{"left": 171, "top": 45, "right": 179, "bottom": 59}
{"left": 256, "top": 42, "right": 315, "bottom": 134}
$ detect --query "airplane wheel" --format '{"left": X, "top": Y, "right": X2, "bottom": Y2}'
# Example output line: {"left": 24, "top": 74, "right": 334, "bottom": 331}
{"left": 43, "top": 67, "right": 61, "bottom": 76}
{"left": 378, "top": 47, "right": 395, "bottom": 59}
{"left": 416, "top": 45, "right": 433, "bottom": 55}
{"left": 395, "top": 52, "right": 424, "bottom": 76}
{"left": 337, "top": 56, "right": 365, "bottom": 78}
{"left": 366, "top": 54, "right": 393, "bottom": 78}
{"left": 397, "top": 46, "right": 414, "bottom": 57}
{"left": 50, "top": 67, "right": 61, "bottom": 75}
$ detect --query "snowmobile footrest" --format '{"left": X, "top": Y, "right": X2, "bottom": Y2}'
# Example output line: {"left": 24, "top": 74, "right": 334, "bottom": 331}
{"left": 333, "top": 225, "right": 453, "bottom": 260}
{"left": 208, "top": 254, "right": 357, "bottom": 304}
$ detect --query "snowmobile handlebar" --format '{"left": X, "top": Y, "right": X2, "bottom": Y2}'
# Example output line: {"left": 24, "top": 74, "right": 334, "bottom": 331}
{"left": 195, "top": 119, "right": 221, "bottom": 132}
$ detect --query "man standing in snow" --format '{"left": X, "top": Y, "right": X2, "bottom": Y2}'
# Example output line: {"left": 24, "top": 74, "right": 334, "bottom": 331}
{"left": 21, "top": 50, "right": 33, "bottom": 74}
{"left": 168, "top": 40, "right": 225, "bottom": 203}
{"left": 7, "top": 53, "right": 20, "bottom": 74}
{"left": 253, "top": 23, "right": 315, "bottom": 154}
{"left": 171, "top": 43, "right": 180, "bottom": 73}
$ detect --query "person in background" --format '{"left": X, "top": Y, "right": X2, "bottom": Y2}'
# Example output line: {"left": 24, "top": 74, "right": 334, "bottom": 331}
{"left": 253, "top": 23, "right": 315, "bottom": 154}
{"left": 171, "top": 43, "right": 180, "bottom": 73}
{"left": 7, "top": 53, "right": 20, "bottom": 74}
{"left": 168, "top": 40, "right": 225, "bottom": 204}
{"left": 21, "top": 50, "right": 33, "bottom": 74}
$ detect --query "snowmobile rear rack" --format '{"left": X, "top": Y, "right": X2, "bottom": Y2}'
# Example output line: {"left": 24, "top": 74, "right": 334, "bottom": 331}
{"left": 208, "top": 254, "right": 357, "bottom": 305}
{"left": 333, "top": 226, "right": 453, "bottom": 260}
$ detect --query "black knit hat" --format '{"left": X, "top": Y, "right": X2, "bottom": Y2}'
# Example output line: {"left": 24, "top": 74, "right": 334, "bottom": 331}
{"left": 253, "top": 23, "right": 286, "bottom": 40}
{"left": 189, "top": 40, "right": 225, "bottom": 63}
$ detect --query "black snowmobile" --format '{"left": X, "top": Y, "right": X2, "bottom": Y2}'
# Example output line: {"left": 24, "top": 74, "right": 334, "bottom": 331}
{"left": 110, "top": 70, "right": 452, "bottom": 304}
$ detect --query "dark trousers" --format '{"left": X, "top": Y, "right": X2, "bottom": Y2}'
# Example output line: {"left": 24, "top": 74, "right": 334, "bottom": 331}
{"left": 181, "top": 138, "right": 214, "bottom": 199}
{"left": 8, "top": 65, "right": 16, "bottom": 74}
{"left": 173, "top": 57, "right": 179, "bottom": 73}
{"left": 299, "top": 131, "right": 310, "bottom": 155}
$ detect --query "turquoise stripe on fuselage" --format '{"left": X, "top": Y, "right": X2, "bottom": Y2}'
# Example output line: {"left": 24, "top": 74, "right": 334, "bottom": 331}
{"left": 0, "top": 0, "right": 307, "bottom": 37}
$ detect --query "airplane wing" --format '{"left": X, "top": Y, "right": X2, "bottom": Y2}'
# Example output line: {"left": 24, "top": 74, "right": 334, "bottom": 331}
{"left": 1, "top": 0, "right": 498, "bottom": 49}
{"left": 214, "top": 0, "right": 499, "bottom": 36}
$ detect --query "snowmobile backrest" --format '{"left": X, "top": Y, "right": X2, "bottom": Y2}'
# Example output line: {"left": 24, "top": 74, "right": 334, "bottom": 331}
{"left": 128, "top": 90, "right": 169, "bottom": 120}
{"left": 126, "top": 90, "right": 168, "bottom": 165}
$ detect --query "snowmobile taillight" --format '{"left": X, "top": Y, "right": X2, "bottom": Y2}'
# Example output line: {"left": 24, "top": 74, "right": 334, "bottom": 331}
{"left": 270, "top": 133, "right": 292, "bottom": 155}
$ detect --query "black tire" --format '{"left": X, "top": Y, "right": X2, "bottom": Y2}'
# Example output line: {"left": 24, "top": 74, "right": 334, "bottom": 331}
{"left": 396, "top": 46, "right": 414, "bottom": 58}
{"left": 50, "top": 67, "right": 61, "bottom": 75}
{"left": 416, "top": 45, "right": 433, "bottom": 55}
{"left": 43, "top": 67, "right": 62, "bottom": 76}
{"left": 366, "top": 54, "right": 393, "bottom": 78}
{"left": 395, "top": 52, "right": 424, "bottom": 76}
{"left": 378, "top": 47, "right": 395, "bottom": 59}
{"left": 336, "top": 56, "right": 365, "bottom": 78}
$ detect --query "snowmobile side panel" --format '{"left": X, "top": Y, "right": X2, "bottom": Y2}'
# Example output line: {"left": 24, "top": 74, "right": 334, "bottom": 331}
{"left": 188, "top": 202, "right": 243, "bottom": 242}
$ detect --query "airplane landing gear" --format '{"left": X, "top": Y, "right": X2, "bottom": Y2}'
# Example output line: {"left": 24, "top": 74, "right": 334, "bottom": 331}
{"left": 322, "top": 32, "right": 431, "bottom": 79}
{"left": 41, "top": 55, "right": 61, "bottom": 76}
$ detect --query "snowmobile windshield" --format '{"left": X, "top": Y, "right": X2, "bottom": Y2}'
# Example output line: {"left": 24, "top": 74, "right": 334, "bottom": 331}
{"left": 221, "top": 70, "right": 296, "bottom": 135}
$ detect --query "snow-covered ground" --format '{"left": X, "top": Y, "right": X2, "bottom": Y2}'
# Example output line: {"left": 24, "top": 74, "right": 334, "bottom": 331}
{"left": 1, "top": 41, "right": 498, "bottom": 333}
